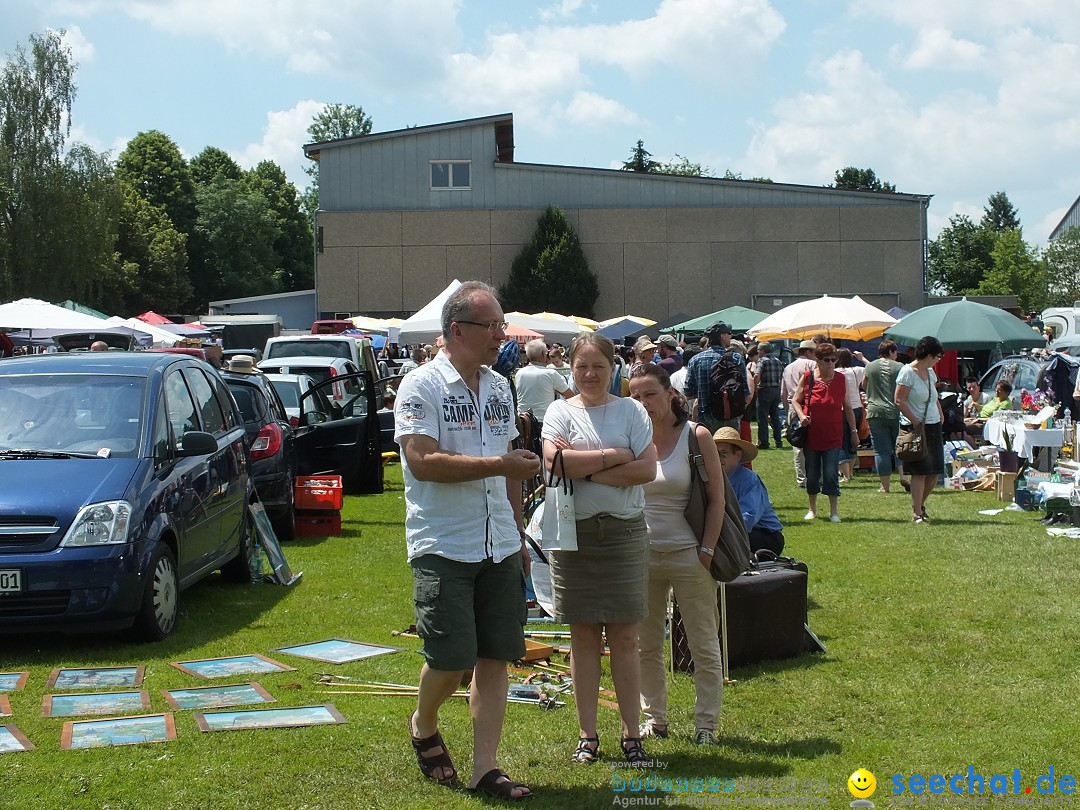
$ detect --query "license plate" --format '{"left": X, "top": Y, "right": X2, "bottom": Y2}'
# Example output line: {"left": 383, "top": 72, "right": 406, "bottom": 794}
{"left": 0, "top": 570, "right": 22, "bottom": 594}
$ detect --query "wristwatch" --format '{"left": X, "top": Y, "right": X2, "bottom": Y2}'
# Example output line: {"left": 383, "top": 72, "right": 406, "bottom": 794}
{"left": 699, "top": 546, "right": 714, "bottom": 557}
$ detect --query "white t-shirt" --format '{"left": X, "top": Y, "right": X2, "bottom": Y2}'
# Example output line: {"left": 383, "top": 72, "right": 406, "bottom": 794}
{"left": 670, "top": 366, "right": 689, "bottom": 395}
{"left": 394, "top": 352, "right": 521, "bottom": 563}
{"left": 541, "top": 397, "right": 653, "bottom": 520}
{"left": 896, "top": 364, "right": 941, "bottom": 425}
{"left": 841, "top": 367, "right": 865, "bottom": 411}
{"left": 514, "top": 363, "right": 569, "bottom": 423}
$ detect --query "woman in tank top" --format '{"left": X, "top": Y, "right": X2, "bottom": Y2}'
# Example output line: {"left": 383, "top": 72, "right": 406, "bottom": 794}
{"left": 629, "top": 363, "right": 726, "bottom": 747}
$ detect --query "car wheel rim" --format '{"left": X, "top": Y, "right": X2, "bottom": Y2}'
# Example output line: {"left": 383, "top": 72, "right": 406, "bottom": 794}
{"left": 153, "top": 556, "right": 177, "bottom": 633}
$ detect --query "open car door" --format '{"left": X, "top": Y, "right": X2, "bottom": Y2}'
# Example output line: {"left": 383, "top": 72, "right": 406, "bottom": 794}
{"left": 296, "top": 369, "right": 383, "bottom": 494}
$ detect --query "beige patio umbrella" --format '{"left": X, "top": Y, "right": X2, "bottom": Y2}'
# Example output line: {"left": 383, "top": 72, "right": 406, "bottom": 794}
{"left": 747, "top": 295, "right": 898, "bottom": 341}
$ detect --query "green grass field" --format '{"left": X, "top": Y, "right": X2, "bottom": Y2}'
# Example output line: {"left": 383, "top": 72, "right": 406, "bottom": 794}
{"left": 3, "top": 448, "right": 1078, "bottom": 809}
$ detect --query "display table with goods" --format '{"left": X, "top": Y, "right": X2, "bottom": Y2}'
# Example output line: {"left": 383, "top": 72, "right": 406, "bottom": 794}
{"left": 983, "top": 410, "right": 1064, "bottom": 471}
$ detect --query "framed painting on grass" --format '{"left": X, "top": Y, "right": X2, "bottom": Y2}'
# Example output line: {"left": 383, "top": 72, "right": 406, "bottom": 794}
{"left": 43, "top": 690, "right": 151, "bottom": 718}
{"left": 46, "top": 666, "right": 145, "bottom": 690}
{"left": 194, "top": 704, "right": 345, "bottom": 733}
{"left": 275, "top": 639, "right": 402, "bottom": 665}
{"left": 61, "top": 713, "right": 176, "bottom": 750}
{"left": 170, "top": 654, "right": 295, "bottom": 680}
{"left": 0, "top": 725, "right": 34, "bottom": 753}
{"left": 162, "top": 683, "right": 276, "bottom": 711}
{"left": 0, "top": 695, "right": 10, "bottom": 717}
{"left": 0, "top": 673, "right": 29, "bottom": 692}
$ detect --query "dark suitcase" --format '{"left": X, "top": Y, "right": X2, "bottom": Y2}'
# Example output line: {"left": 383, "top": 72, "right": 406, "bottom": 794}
{"left": 671, "top": 552, "right": 823, "bottom": 672}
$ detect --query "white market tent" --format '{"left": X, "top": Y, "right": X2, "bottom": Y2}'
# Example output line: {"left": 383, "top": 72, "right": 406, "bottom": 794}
{"left": 104, "top": 316, "right": 181, "bottom": 347}
{"left": 397, "top": 279, "right": 463, "bottom": 344}
{"left": 504, "top": 312, "right": 582, "bottom": 344}
{"left": 0, "top": 298, "right": 110, "bottom": 331}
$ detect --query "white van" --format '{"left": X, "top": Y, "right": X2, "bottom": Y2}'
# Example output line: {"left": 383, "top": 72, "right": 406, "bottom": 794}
{"left": 1042, "top": 306, "right": 1080, "bottom": 342}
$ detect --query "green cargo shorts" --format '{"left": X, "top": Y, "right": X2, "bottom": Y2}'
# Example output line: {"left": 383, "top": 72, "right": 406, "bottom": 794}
{"left": 411, "top": 552, "right": 527, "bottom": 672}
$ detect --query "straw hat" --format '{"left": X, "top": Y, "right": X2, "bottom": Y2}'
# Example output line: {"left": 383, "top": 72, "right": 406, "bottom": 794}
{"left": 712, "top": 426, "right": 758, "bottom": 462}
{"left": 226, "top": 355, "right": 261, "bottom": 375}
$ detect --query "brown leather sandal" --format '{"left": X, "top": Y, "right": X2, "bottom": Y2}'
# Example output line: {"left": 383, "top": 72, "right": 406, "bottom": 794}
{"left": 409, "top": 717, "right": 457, "bottom": 784}
{"left": 467, "top": 768, "right": 532, "bottom": 800}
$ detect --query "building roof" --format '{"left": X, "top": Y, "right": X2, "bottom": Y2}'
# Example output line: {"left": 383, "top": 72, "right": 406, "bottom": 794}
{"left": 1050, "top": 194, "right": 1080, "bottom": 241}
{"left": 209, "top": 289, "right": 315, "bottom": 307}
{"left": 304, "top": 113, "right": 515, "bottom": 163}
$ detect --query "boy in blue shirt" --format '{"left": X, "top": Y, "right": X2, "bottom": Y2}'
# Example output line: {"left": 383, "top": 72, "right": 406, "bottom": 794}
{"left": 712, "top": 427, "right": 785, "bottom": 555}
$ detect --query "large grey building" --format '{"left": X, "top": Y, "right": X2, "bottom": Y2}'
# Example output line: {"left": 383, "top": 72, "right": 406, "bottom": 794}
{"left": 304, "top": 113, "right": 932, "bottom": 320}
{"left": 1050, "top": 195, "right": 1080, "bottom": 241}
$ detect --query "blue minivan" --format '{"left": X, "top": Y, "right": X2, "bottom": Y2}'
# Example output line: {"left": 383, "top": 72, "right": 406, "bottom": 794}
{"left": 0, "top": 352, "right": 252, "bottom": 640}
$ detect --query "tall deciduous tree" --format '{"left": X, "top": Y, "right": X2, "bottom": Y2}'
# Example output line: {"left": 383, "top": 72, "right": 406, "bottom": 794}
{"left": 976, "top": 229, "right": 1046, "bottom": 311}
{"left": 927, "top": 214, "right": 995, "bottom": 294}
{"left": 1043, "top": 226, "right": 1080, "bottom": 307}
{"left": 981, "top": 191, "right": 1020, "bottom": 232}
{"left": 832, "top": 166, "right": 897, "bottom": 193}
{"left": 114, "top": 179, "right": 190, "bottom": 314}
{"left": 116, "top": 130, "right": 197, "bottom": 235}
{"left": 190, "top": 146, "right": 242, "bottom": 187}
{"left": 500, "top": 205, "right": 599, "bottom": 318}
{"left": 243, "top": 160, "right": 313, "bottom": 291}
{"left": 0, "top": 30, "right": 77, "bottom": 298}
{"left": 302, "top": 103, "right": 373, "bottom": 219}
{"left": 195, "top": 179, "right": 282, "bottom": 300}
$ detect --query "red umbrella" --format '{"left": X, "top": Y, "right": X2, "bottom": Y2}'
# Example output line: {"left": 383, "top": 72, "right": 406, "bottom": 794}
{"left": 136, "top": 310, "right": 173, "bottom": 325}
{"left": 505, "top": 323, "right": 542, "bottom": 346}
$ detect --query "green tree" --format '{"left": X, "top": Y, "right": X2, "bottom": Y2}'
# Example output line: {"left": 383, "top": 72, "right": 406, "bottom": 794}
{"left": 832, "top": 166, "right": 896, "bottom": 193}
{"left": 499, "top": 205, "right": 599, "bottom": 318}
{"left": 975, "top": 229, "right": 1046, "bottom": 311}
{"left": 1043, "top": 226, "right": 1080, "bottom": 307}
{"left": 116, "top": 130, "right": 197, "bottom": 235}
{"left": 927, "top": 214, "right": 995, "bottom": 294}
{"left": 655, "top": 154, "right": 711, "bottom": 177}
{"left": 302, "top": 103, "right": 373, "bottom": 219}
{"left": 195, "top": 179, "right": 282, "bottom": 300}
{"left": 190, "top": 146, "right": 242, "bottom": 187}
{"left": 243, "top": 160, "right": 313, "bottom": 291}
{"left": 622, "top": 140, "right": 657, "bottom": 173}
{"left": 114, "top": 179, "right": 190, "bottom": 314}
{"left": 0, "top": 30, "right": 77, "bottom": 298}
{"left": 723, "top": 169, "right": 773, "bottom": 183}
{"left": 981, "top": 190, "right": 1020, "bottom": 233}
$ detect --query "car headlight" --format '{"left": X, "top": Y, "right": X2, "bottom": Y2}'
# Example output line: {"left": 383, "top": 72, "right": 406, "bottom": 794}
{"left": 60, "top": 501, "right": 133, "bottom": 547}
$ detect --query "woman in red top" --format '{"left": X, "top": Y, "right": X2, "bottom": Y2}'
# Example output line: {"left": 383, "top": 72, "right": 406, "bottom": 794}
{"left": 791, "top": 343, "right": 859, "bottom": 523}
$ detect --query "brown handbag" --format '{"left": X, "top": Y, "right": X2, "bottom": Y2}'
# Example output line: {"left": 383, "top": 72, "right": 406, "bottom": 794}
{"left": 684, "top": 423, "right": 752, "bottom": 582}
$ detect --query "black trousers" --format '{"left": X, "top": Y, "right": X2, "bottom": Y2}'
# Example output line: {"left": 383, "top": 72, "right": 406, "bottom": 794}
{"left": 749, "top": 527, "right": 785, "bottom": 556}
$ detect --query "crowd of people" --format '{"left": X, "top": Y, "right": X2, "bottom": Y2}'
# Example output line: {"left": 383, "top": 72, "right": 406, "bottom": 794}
{"left": 391, "top": 280, "right": 966, "bottom": 799}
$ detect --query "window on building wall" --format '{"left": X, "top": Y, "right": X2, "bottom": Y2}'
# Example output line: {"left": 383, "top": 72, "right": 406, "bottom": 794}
{"left": 430, "top": 161, "right": 471, "bottom": 190}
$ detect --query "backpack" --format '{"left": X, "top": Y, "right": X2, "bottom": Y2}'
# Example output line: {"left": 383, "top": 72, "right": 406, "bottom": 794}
{"left": 707, "top": 351, "right": 747, "bottom": 419}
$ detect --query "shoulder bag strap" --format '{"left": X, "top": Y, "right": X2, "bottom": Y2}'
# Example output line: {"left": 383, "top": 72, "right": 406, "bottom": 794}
{"left": 687, "top": 421, "right": 709, "bottom": 484}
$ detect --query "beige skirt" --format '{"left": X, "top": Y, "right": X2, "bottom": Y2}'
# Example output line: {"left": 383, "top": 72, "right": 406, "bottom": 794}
{"left": 550, "top": 513, "right": 648, "bottom": 624}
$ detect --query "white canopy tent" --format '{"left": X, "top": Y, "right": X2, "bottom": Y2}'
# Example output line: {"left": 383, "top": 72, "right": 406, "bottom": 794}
{"left": 505, "top": 313, "right": 582, "bottom": 344}
{"left": 0, "top": 298, "right": 110, "bottom": 331}
{"left": 397, "top": 280, "right": 463, "bottom": 344}
{"left": 103, "top": 316, "right": 181, "bottom": 347}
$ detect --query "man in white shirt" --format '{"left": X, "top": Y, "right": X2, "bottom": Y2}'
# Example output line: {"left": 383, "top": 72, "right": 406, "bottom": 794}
{"left": 514, "top": 339, "right": 571, "bottom": 425}
{"left": 782, "top": 340, "right": 818, "bottom": 488}
{"left": 394, "top": 281, "right": 540, "bottom": 800}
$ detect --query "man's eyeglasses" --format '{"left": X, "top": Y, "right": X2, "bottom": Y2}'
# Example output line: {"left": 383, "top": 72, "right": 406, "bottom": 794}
{"left": 820, "top": 357, "right": 837, "bottom": 363}
{"left": 457, "top": 320, "right": 509, "bottom": 332}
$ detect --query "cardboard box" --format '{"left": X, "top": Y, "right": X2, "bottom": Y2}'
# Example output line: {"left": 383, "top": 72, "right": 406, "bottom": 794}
{"left": 996, "top": 472, "right": 1017, "bottom": 502}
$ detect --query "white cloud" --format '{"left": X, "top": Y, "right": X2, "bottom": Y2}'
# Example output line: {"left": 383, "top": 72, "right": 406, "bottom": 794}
{"left": 445, "top": 0, "right": 784, "bottom": 129}
{"left": 898, "top": 27, "right": 984, "bottom": 71}
{"left": 233, "top": 100, "right": 326, "bottom": 188}
{"left": 52, "top": 25, "right": 95, "bottom": 64}
{"left": 52, "top": 0, "right": 460, "bottom": 88}
{"left": 539, "top": 0, "right": 586, "bottom": 22}
{"left": 560, "top": 91, "right": 642, "bottom": 128}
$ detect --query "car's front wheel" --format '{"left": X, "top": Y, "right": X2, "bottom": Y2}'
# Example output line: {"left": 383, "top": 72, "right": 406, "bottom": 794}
{"left": 133, "top": 544, "right": 179, "bottom": 642}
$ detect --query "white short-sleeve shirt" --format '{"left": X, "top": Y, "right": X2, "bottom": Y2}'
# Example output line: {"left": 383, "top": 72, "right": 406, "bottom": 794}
{"left": 394, "top": 352, "right": 521, "bottom": 563}
{"left": 514, "top": 363, "right": 570, "bottom": 423}
{"left": 896, "top": 364, "right": 941, "bottom": 425}
{"left": 541, "top": 397, "right": 653, "bottom": 520}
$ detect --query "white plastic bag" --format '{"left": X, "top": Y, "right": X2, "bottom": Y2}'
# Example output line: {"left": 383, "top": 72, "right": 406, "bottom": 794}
{"left": 541, "top": 449, "right": 577, "bottom": 552}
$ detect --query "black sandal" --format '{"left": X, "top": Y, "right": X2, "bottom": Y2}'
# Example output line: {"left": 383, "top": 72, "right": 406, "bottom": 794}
{"left": 572, "top": 736, "right": 600, "bottom": 764}
{"left": 409, "top": 717, "right": 457, "bottom": 784}
{"left": 622, "top": 736, "right": 649, "bottom": 766}
{"left": 467, "top": 768, "right": 532, "bottom": 800}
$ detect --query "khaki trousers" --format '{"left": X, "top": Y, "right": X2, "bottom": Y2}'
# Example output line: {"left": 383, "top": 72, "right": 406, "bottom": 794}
{"left": 638, "top": 546, "right": 723, "bottom": 732}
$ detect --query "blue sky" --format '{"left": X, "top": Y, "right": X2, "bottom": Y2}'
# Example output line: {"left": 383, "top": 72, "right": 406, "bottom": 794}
{"left": 3, "top": 0, "right": 1079, "bottom": 243}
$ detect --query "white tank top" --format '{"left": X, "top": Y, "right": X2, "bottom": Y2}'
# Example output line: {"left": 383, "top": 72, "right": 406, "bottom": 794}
{"left": 642, "top": 421, "right": 698, "bottom": 551}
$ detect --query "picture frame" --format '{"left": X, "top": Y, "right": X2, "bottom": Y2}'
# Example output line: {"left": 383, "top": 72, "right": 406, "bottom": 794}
{"left": 0, "top": 695, "right": 10, "bottom": 717}
{"left": 193, "top": 704, "right": 345, "bottom": 733}
{"left": 61, "top": 713, "right": 176, "bottom": 750}
{"left": 170, "top": 654, "right": 295, "bottom": 680}
{"left": 161, "top": 682, "right": 276, "bottom": 711}
{"left": 250, "top": 501, "right": 302, "bottom": 585}
{"left": 0, "top": 725, "right": 34, "bottom": 754}
{"left": 43, "top": 690, "right": 151, "bottom": 718}
{"left": 46, "top": 666, "right": 145, "bottom": 690}
{"left": 0, "top": 672, "right": 29, "bottom": 692}
{"left": 275, "top": 639, "right": 403, "bottom": 665}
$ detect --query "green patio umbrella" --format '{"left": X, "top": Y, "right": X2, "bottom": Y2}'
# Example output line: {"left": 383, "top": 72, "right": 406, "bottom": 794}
{"left": 662, "top": 305, "right": 770, "bottom": 334}
{"left": 883, "top": 298, "right": 1045, "bottom": 351}
{"left": 58, "top": 299, "right": 108, "bottom": 319}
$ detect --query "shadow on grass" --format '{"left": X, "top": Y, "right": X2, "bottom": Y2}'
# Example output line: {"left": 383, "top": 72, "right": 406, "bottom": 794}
{"left": 1, "top": 573, "right": 293, "bottom": 662}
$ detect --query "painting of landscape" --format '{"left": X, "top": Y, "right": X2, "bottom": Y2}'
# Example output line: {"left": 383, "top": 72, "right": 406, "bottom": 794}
{"left": 61, "top": 714, "right": 176, "bottom": 749}
{"left": 162, "top": 683, "right": 275, "bottom": 711}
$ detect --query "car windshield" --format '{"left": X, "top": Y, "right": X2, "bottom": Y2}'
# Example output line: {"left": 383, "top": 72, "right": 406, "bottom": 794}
{"left": 266, "top": 340, "right": 351, "bottom": 360}
{"left": 268, "top": 379, "right": 300, "bottom": 410}
{"left": 0, "top": 373, "right": 146, "bottom": 458}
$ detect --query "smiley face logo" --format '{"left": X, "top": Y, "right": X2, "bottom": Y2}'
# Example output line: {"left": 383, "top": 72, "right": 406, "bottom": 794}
{"left": 848, "top": 769, "right": 877, "bottom": 799}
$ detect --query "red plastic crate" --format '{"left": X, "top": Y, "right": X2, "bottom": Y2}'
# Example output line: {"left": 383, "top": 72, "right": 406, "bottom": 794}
{"left": 294, "top": 512, "right": 342, "bottom": 537}
{"left": 295, "top": 475, "right": 343, "bottom": 511}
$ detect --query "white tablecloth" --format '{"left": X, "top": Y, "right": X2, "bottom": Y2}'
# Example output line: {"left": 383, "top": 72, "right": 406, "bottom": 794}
{"left": 983, "top": 420, "right": 1064, "bottom": 461}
